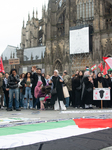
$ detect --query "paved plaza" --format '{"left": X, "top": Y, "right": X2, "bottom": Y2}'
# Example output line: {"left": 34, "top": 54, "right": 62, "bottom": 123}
{"left": 0, "top": 107, "right": 112, "bottom": 126}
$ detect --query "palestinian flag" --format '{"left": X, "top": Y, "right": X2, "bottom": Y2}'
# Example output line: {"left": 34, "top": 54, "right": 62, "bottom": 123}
{"left": 91, "top": 64, "right": 97, "bottom": 71}
{"left": 0, "top": 119, "right": 112, "bottom": 150}
{"left": 103, "top": 57, "right": 112, "bottom": 69}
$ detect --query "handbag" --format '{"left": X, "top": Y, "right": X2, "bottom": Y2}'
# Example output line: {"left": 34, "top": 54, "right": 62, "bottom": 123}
{"left": 51, "top": 77, "right": 59, "bottom": 95}
{"left": 51, "top": 88, "right": 57, "bottom": 95}
{"left": 63, "top": 86, "right": 70, "bottom": 98}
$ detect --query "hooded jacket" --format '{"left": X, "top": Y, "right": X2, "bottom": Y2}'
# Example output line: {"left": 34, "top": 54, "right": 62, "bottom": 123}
{"left": 34, "top": 81, "right": 42, "bottom": 98}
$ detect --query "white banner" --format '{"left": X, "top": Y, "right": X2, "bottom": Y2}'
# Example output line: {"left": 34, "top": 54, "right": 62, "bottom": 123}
{"left": 93, "top": 88, "right": 110, "bottom": 100}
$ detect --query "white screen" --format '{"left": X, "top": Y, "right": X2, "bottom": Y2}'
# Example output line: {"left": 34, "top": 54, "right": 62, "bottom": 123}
{"left": 70, "top": 27, "right": 89, "bottom": 54}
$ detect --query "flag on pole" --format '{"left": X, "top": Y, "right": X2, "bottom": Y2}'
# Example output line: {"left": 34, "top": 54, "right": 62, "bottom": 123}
{"left": 91, "top": 64, "right": 97, "bottom": 71}
{"left": 103, "top": 63, "right": 110, "bottom": 75}
{"left": 103, "top": 57, "right": 112, "bottom": 69}
{"left": 0, "top": 57, "right": 5, "bottom": 74}
{"left": 98, "top": 63, "right": 103, "bottom": 72}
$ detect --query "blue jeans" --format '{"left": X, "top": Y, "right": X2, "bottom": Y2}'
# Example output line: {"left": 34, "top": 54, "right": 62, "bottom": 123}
{"left": 4, "top": 95, "right": 6, "bottom": 107}
{"left": 65, "top": 97, "right": 69, "bottom": 107}
{"left": 24, "top": 87, "right": 33, "bottom": 109}
{"left": 9, "top": 88, "right": 19, "bottom": 109}
{"left": 20, "top": 91, "right": 24, "bottom": 107}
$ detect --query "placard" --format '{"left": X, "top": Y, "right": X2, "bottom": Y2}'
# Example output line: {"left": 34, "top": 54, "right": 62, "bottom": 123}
{"left": 9, "top": 59, "right": 20, "bottom": 65}
{"left": 93, "top": 88, "right": 110, "bottom": 100}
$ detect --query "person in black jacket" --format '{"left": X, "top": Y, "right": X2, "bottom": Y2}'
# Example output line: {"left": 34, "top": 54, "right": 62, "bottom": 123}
{"left": 82, "top": 71, "right": 93, "bottom": 109}
{"left": 7, "top": 69, "right": 20, "bottom": 111}
{"left": 32, "top": 67, "right": 46, "bottom": 109}
{"left": 3, "top": 73, "right": 9, "bottom": 109}
{"left": 73, "top": 71, "right": 83, "bottom": 108}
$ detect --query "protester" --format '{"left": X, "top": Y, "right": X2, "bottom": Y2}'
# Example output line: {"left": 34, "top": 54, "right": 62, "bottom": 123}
{"left": 45, "top": 75, "right": 50, "bottom": 85}
{"left": 82, "top": 71, "right": 93, "bottom": 109}
{"left": 7, "top": 69, "right": 20, "bottom": 111}
{"left": 33, "top": 68, "right": 46, "bottom": 109}
{"left": 19, "top": 73, "right": 25, "bottom": 108}
{"left": 38, "top": 85, "right": 46, "bottom": 110}
{"left": 32, "top": 66, "right": 38, "bottom": 108}
{"left": 3, "top": 73, "right": 9, "bottom": 109}
{"left": 94, "top": 72, "right": 110, "bottom": 108}
{"left": 72, "top": 74, "right": 78, "bottom": 107}
{"left": 49, "top": 70, "right": 66, "bottom": 111}
{"left": 21, "top": 72, "right": 33, "bottom": 109}
{"left": 37, "top": 68, "right": 46, "bottom": 86}
{"left": 63, "top": 71, "right": 72, "bottom": 107}
{"left": 73, "top": 71, "right": 83, "bottom": 108}
{"left": 34, "top": 81, "right": 42, "bottom": 109}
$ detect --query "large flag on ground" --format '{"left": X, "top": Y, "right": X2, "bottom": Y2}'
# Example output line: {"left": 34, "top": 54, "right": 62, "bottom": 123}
{"left": 103, "top": 57, "right": 112, "bottom": 69}
{"left": 0, "top": 119, "right": 112, "bottom": 150}
{"left": 98, "top": 62, "right": 103, "bottom": 72}
{"left": 0, "top": 57, "right": 5, "bottom": 73}
{"left": 91, "top": 64, "right": 97, "bottom": 71}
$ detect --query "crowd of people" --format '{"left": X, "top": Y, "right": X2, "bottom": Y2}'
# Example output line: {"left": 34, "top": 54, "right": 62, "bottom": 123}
{"left": 0, "top": 66, "right": 112, "bottom": 111}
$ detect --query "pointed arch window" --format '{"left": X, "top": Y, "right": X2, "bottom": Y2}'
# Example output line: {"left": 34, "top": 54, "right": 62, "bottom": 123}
{"left": 77, "top": 0, "right": 94, "bottom": 20}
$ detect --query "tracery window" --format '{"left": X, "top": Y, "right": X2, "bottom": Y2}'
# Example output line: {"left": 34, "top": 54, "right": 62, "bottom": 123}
{"left": 77, "top": 0, "right": 94, "bottom": 20}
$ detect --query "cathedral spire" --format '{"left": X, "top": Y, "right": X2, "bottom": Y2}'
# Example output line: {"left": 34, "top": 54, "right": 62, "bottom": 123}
{"left": 28, "top": 13, "right": 30, "bottom": 21}
{"left": 36, "top": 9, "right": 38, "bottom": 19}
{"left": 33, "top": 9, "right": 34, "bottom": 18}
{"left": 23, "top": 19, "right": 25, "bottom": 28}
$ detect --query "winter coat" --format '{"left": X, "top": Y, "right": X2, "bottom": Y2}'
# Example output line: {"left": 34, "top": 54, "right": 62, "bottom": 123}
{"left": 94, "top": 77, "right": 109, "bottom": 88}
{"left": 51, "top": 76, "right": 65, "bottom": 104}
{"left": 34, "top": 81, "right": 43, "bottom": 98}
{"left": 21, "top": 78, "right": 33, "bottom": 95}
{"left": 8, "top": 74, "right": 20, "bottom": 89}
{"left": 63, "top": 75, "right": 72, "bottom": 91}
{"left": 0, "top": 78, "right": 5, "bottom": 94}
{"left": 38, "top": 87, "right": 46, "bottom": 98}
{"left": 82, "top": 76, "right": 93, "bottom": 105}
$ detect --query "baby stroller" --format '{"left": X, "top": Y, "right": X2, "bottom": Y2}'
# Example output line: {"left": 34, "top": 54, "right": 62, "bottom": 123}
{"left": 44, "top": 85, "right": 54, "bottom": 110}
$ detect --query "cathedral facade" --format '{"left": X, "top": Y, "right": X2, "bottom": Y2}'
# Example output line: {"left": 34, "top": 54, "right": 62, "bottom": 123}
{"left": 44, "top": 0, "right": 112, "bottom": 75}
{"left": 2, "top": 0, "right": 112, "bottom": 75}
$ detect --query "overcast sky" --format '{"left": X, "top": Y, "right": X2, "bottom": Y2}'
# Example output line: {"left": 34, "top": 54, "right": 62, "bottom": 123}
{"left": 0, "top": 0, "right": 48, "bottom": 55}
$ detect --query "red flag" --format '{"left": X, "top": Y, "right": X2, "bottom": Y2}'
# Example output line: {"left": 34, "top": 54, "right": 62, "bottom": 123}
{"left": 98, "top": 63, "right": 103, "bottom": 72}
{"left": 103, "top": 63, "right": 110, "bottom": 75}
{"left": 0, "top": 57, "right": 5, "bottom": 74}
{"left": 103, "top": 57, "right": 112, "bottom": 69}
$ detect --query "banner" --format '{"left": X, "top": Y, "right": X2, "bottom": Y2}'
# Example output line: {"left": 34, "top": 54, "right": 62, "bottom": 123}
{"left": 93, "top": 88, "right": 110, "bottom": 100}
